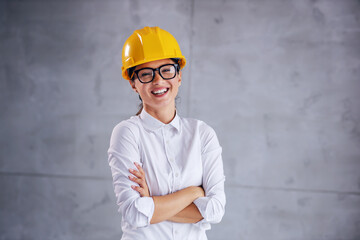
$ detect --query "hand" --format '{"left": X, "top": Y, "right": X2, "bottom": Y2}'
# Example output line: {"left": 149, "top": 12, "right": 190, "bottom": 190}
{"left": 129, "top": 162, "right": 150, "bottom": 197}
{"left": 194, "top": 186, "right": 205, "bottom": 198}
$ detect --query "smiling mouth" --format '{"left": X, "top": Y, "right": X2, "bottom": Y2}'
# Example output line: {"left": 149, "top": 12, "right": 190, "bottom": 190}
{"left": 151, "top": 88, "right": 169, "bottom": 96}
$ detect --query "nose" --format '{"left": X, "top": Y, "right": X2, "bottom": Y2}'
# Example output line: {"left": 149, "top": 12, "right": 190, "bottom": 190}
{"left": 152, "top": 70, "right": 163, "bottom": 83}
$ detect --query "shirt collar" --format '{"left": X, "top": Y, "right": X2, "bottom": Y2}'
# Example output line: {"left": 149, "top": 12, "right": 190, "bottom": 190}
{"left": 139, "top": 108, "right": 181, "bottom": 133}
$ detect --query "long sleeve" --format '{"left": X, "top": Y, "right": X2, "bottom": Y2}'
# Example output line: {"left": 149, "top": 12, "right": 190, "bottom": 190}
{"left": 107, "top": 121, "right": 154, "bottom": 229}
{"left": 194, "top": 122, "right": 226, "bottom": 226}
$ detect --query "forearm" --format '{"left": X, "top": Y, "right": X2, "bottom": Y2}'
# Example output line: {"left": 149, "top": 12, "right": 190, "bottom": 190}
{"left": 150, "top": 186, "right": 203, "bottom": 224}
{"left": 168, "top": 203, "right": 203, "bottom": 223}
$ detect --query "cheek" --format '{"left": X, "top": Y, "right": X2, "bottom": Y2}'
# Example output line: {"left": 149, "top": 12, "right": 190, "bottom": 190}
{"left": 134, "top": 82, "right": 144, "bottom": 93}
{"left": 171, "top": 78, "right": 181, "bottom": 89}
{"left": 137, "top": 86, "right": 150, "bottom": 97}
{"left": 175, "top": 82, "right": 181, "bottom": 92}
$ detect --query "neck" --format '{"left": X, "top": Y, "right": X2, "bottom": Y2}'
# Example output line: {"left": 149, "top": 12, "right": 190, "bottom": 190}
{"left": 143, "top": 102, "right": 176, "bottom": 124}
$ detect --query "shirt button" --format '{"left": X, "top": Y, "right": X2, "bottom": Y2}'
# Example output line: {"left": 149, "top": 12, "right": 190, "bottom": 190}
{"left": 170, "top": 158, "right": 174, "bottom": 162}
{"left": 166, "top": 140, "right": 169, "bottom": 144}
{"left": 175, "top": 173, "right": 179, "bottom": 178}
{"left": 175, "top": 230, "right": 178, "bottom": 234}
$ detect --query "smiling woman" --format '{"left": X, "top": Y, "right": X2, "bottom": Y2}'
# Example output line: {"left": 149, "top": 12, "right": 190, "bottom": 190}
{"left": 129, "top": 58, "right": 182, "bottom": 122}
{"left": 107, "top": 26, "right": 226, "bottom": 240}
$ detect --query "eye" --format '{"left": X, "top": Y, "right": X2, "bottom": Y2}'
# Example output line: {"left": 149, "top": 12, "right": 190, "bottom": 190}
{"left": 161, "top": 66, "right": 174, "bottom": 73}
{"left": 138, "top": 69, "right": 153, "bottom": 78}
{"left": 140, "top": 72, "right": 152, "bottom": 77}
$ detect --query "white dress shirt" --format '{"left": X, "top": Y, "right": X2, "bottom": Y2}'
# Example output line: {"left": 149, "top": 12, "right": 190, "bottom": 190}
{"left": 107, "top": 109, "right": 226, "bottom": 240}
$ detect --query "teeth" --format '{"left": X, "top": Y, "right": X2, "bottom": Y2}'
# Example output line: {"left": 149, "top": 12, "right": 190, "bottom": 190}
{"left": 152, "top": 88, "right": 168, "bottom": 95}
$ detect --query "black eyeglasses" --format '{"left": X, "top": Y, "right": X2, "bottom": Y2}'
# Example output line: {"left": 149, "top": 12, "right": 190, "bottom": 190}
{"left": 133, "top": 64, "right": 179, "bottom": 83}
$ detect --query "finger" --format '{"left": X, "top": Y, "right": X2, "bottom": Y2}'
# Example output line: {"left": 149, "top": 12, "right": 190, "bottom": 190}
{"left": 134, "top": 162, "right": 145, "bottom": 175}
{"left": 129, "top": 168, "right": 143, "bottom": 179}
{"left": 131, "top": 185, "right": 141, "bottom": 193}
{"left": 131, "top": 185, "right": 146, "bottom": 197}
{"left": 129, "top": 176, "right": 148, "bottom": 190}
{"left": 128, "top": 175, "right": 143, "bottom": 185}
{"left": 137, "top": 188, "right": 146, "bottom": 197}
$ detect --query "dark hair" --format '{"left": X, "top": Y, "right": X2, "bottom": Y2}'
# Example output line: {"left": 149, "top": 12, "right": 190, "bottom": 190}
{"left": 129, "top": 58, "right": 181, "bottom": 116}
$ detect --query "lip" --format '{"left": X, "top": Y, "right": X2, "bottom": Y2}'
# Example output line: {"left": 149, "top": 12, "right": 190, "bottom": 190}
{"left": 151, "top": 86, "right": 168, "bottom": 91}
{"left": 151, "top": 87, "right": 169, "bottom": 97}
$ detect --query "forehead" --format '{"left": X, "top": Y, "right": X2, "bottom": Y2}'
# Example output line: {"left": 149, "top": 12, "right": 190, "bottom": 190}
{"left": 135, "top": 59, "right": 174, "bottom": 70}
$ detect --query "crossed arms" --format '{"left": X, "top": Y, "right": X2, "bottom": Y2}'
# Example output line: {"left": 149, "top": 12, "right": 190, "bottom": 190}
{"left": 129, "top": 162, "right": 204, "bottom": 224}
{"left": 108, "top": 122, "right": 225, "bottom": 228}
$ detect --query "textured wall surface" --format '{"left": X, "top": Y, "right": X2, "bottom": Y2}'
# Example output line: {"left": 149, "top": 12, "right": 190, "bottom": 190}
{"left": 1, "top": 0, "right": 360, "bottom": 239}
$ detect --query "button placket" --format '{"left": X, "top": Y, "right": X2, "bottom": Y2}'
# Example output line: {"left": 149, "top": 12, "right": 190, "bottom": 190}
{"left": 166, "top": 127, "right": 180, "bottom": 190}
{"left": 172, "top": 225, "right": 179, "bottom": 239}
{"left": 163, "top": 127, "right": 177, "bottom": 190}
{"left": 164, "top": 128, "right": 176, "bottom": 165}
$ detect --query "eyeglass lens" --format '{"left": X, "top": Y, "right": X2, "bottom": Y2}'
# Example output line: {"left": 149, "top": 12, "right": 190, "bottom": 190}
{"left": 137, "top": 64, "right": 176, "bottom": 83}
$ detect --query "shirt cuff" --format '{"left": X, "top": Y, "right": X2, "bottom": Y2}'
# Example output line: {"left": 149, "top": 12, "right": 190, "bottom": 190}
{"left": 193, "top": 219, "right": 211, "bottom": 230}
{"left": 193, "top": 197, "right": 211, "bottom": 230}
{"left": 134, "top": 197, "right": 155, "bottom": 226}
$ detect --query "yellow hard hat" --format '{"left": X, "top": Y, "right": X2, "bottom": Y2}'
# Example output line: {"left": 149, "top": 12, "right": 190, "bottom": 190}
{"left": 121, "top": 26, "right": 186, "bottom": 80}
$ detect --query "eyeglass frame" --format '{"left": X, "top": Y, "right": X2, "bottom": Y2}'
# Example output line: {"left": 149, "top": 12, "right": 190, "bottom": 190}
{"left": 132, "top": 63, "right": 180, "bottom": 83}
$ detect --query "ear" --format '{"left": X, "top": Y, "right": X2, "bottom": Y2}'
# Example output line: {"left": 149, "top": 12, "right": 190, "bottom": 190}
{"left": 129, "top": 80, "right": 138, "bottom": 93}
{"left": 178, "top": 71, "right": 182, "bottom": 86}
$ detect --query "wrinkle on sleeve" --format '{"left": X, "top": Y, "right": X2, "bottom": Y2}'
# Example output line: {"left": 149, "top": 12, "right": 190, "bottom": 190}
{"left": 194, "top": 122, "right": 226, "bottom": 226}
{"left": 108, "top": 121, "right": 154, "bottom": 228}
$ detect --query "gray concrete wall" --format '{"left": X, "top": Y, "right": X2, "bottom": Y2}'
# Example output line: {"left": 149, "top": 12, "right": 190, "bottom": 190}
{"left": 1, "top": 0, "right": 359, "bottom": 239}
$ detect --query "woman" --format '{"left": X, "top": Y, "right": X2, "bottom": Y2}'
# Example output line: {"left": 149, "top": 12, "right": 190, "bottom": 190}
{"left": 107, "top": 26, "right": 225, "bottom": 239}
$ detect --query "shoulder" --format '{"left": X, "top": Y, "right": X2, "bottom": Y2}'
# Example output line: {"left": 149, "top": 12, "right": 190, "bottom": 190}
{"left": 196, "top": 120, "right": 221, "bottom": 154}
{"left": 111, "top": 115, "right": 141, "bottom": 140}
{"left": 108, "top": 116, "right": 141, "bottom": 154}
{"left": 180, "top": 117, "right": 218, "bottom": 144}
